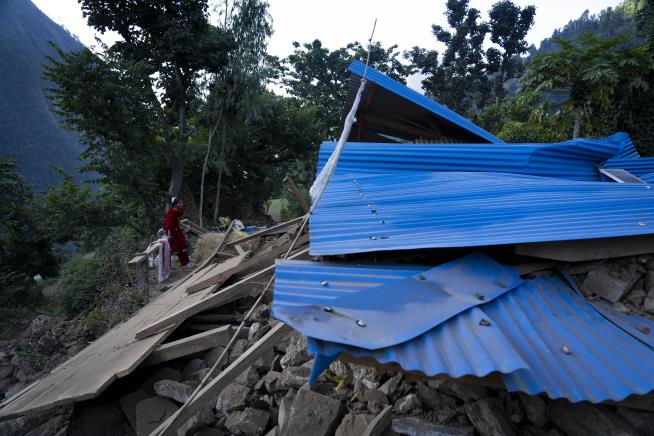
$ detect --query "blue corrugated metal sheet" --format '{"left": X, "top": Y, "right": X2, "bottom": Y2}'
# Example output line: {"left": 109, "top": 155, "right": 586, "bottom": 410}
{"left": 604, "top": 157, "right": 654, "bottom": 177}
{"left": 273, "top": 259, "right": 654, "bottom": 402}
{"left": 273, "top": 259, "right": 528, "bottom": 380}
{"left": 274, "top": 254, "right": 522, "bottom": 349}
{"left": 309, "top": 171, "right": 654, "bottom": 256}
{"left": 348, "top": 60, "right": 502, "bottom": 144}
{"left": 318, "top": 133, "right": 635, "bottom": 182}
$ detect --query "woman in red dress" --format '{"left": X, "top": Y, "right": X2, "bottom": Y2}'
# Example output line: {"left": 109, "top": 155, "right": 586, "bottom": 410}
{"left": 163, "top": 197, "right": 193, "bottom": 268}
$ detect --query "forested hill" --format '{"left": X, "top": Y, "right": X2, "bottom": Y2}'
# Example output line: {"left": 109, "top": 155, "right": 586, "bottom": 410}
{"left": 531, "top": 0, "right": 641, "bottom": 56}
{"left": 0, "top": 0, "right": 85, "bottom": 190}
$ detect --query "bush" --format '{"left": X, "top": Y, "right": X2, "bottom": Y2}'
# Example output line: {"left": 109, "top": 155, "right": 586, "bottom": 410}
{"left": 58, "top": 226, "right": 143, "bottom": 317}
{"left": 498, "top": 121, "right": 563, "bottom": 143}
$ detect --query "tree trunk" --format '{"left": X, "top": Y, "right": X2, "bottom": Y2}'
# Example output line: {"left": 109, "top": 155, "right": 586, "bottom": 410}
{"left": 573, "top": 106, "right": 582, "bottom": 139}
{"left": 212, "top": 127, "right": 227, "bottom": 226}
{"left": 199, "top": 126, "right": 217, "bottom": 228}
{"left": 169, "top": 65, "right": 187, "bottom": 197}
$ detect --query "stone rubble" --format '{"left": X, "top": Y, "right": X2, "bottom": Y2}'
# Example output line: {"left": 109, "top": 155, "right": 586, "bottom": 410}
{"left": 6, "top": 253, "right": 654, "bottom": 435}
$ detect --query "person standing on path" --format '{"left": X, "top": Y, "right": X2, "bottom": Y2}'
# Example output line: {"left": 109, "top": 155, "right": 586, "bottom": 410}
{"left": 163, "top": 197, "right": 193, "bottom": 268}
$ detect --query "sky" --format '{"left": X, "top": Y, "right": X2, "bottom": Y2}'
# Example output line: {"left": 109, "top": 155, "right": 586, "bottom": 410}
{"left": 32, "top": 0, "right": 623, "bottom": 89}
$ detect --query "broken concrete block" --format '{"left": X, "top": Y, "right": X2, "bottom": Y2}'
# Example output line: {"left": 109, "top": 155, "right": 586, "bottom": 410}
{"left": 351, "top": 364, "right": 381, "bottom": 390}
{"left": 391, "top": 417, "right": 474, "bottom": 436}
{"left": 215, "top": 383, "right": 250, "bottom": 414}
{"left": 135, "top": 397, "right": 179, "bottom": 436}
{"left": 617, "top": 406, "right": 654, "bottom": 435}
{"left": 415, "top": 384, "right": 457, "bottom": 412}
{"left": 365, "top": 389, "right": 389, "bottom": 414}
{"left": 262, "top": 370, "right": 282, "bottom": 393}
{"left": 225, "top": 407, "right": 270, "bottom": 436}
{"left": 583, "top": 263, "right": 642, "bottom": 303}
{"left": 153, "top": 379, "right": 193, "bottom": 404}
{"left": 379, "top": 373, "right": 402, "bottom": 399}
{"left": 277, "top": 391, "right": 295, "bottom": 434}
{"left": 442, "top": 380, "right": 487, "bottom": 402}
{"left": 193, "top": 428, "right": 225, "bottom": 436}
{"left": 626, "top": 287, "right": 647, "bottom": 307}
{"left": 284, "top": 387, "right": 343, "bottom": 436}
{"left": 178, "top": 405, "right": 215, "bottom": 436}
{"left": 182, "top": 358, "right": 206, "bottom": 378}
{"left": 280, "top": 333, "right": 309, "bottom": 369}
{"left": 335, "top": 413, "right": 374, "bottom": 436}
{"left": 229, "top": 339, "right": 249, "bottom": 363}
{"left": 141, "top": 367, "right": 181, "bottom": 395}
{"left": 279, "top": 366, "right": 310, "bottom": 389}
{"left": 203, "top": 345, "right": 226, "bottom": 367}
{"left": 119, "top": 389, "right": 148, "bottom": 430}
{"left": 550, "top": 400, "right": 640, "bottom": 436}
{"left": 464, "top": 398, "right": 515, "bottom": 436}
{"left": 393, "top": 393, "right": 421, "bottom": 414}
{"left": 517, "top": 393, "right": 547, "bottom": 428}
{"left": 236, "top": 366, "right": 260, "bottom": 387}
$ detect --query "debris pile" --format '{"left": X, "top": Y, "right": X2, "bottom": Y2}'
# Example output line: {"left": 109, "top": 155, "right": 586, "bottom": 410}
{"left": 3, "top": 61, "right": 654, "bottom": 436}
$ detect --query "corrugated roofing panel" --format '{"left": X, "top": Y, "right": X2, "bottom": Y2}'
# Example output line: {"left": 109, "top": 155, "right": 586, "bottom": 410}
{"left": 348, "top": 60, "right": 502, "bottom": 144}
{"left": 272, "top": 259, "right": 528, "bottom": 379}
{"left": 273, "top": 259, "right": 654, "bottom": 403}
{"left": 318, "top": 133, "right": 634, "bottom": 181}
{"left": 604, "top": 157, "right": 654, "bottom": 177}
{"left": 309, "top": 172, "right": 654, "bottom": 256}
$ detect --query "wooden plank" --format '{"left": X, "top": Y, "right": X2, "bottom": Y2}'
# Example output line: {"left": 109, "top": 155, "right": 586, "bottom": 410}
{"left": 186, "top": 252, "right": 250, "bottom": 295}
{"left": 135, "top": 248, "right": 310, "bottom": 340}
{"left": 143, "top": 326, "right": 233, "bottom": 366}
{"left": 0, "top": 260, "right": 224, "bottom": 420}
{"left": 515, "top": 234, "right": 654, "bottom": 262}
{"left": 153, "top": 323, "right": 293, "bottom": 436}
{"left": 283, "top": 175, "right": 310, "bottom": 214}
{"left": 225, "top": 216, "right": 305, "bottom": 247}
{"left": 186, "top": 235, "right": 306, "bottom": 295}
{"left": 363, "top": 405, "right": 392, "bottom": 436}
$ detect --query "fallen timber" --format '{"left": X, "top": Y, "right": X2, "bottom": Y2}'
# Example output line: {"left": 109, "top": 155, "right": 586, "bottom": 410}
{"left": 0, "top": 218, "right": 309, "bottom": 422}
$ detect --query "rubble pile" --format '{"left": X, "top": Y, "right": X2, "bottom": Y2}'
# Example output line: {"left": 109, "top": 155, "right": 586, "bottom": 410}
{"left": 103, "top": 292, "right": 654, "bottom": 436}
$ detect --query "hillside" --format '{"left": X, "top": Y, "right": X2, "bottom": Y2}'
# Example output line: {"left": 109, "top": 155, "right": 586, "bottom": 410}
{"left": 531, "top": 0, "right": 642, "bottom": 57}
{"left": 0, "top": 0, "right": 86, "bottom": 190}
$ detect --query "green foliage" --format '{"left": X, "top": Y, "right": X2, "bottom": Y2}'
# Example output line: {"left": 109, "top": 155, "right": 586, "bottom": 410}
{"left": 58, "top": 226, "right": 142, "bottom": 317}
{"left": 407, "top": 0, "right": 535, "bottom": 116}
{"left": 283, "top": 40, "right": 412, "bottom": 138}
{"left": 534, "top": 1, "right": 643, "bottom": 57}
{"left": 498, "top": 121, "right": 561, "bottom": 143}
{"left": 522, "top": 32, "right": 654, "bottom": 138}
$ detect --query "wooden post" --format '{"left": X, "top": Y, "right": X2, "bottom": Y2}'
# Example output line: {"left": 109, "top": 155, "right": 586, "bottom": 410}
{"left": 283, "top": 176, "right": 310, "bottom": 214}
{"left": 128, "top": 254, "right": 149, "bottom": 294}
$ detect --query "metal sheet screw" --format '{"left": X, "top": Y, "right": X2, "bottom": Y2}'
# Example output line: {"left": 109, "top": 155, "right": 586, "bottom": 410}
{"left": 416, "top": 274, "right": 426, "bottom": 281}
{"left": 637, "top": 325, "right": 651, "bottom": 334}
{"left": 639, "top": 221, "right": 647, "bottom": 227}
{"left": 475, "top": 292, "right": 485, "bottom": 301}
{"left": 379, "top": 220, "right": 385, "bottom": 224}
{"left": 561, "top": 345, "right": 571, "bottom": 355}
{"left": 369, "top": 236, "right": 377, "bottom": 240}
{"left": 479, "top": 319, "right": 491, "bottom": 327}
{"left": 495, "top": 280, "right": 507, "bottom": 288}
{"left": 320, "top": 280, "right": 329, "bottom": 287}
{"left": 356, "top": 320, "right": 366, "bottom": 327}
{"left": 323, "top": 306, "right": 333, "bottom": 313}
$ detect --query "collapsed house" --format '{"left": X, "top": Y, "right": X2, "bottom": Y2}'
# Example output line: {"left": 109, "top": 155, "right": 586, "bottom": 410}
{"left": 2, "top": 61, "right": 654, "bottom": 435}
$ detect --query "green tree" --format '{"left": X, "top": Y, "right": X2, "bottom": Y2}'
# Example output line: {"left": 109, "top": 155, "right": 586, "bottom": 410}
{"left": 73, "top": 0, "right": 233, "bottom": 197}
{"left": 522, "top": 33, "right": 654, "bottom": 138}
{"left": 45, "top": 47, "right": 167, "bottom": 229}
{"left": 407, "top": 0, "right": 534, "bottom": 116}
{"left": 283, "top": 40, "right": 412, "bottom": 138}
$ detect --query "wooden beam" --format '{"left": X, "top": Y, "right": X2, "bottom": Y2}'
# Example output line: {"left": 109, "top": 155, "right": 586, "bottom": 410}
{"left": 135, "top": 248, "right": 310, "bottom": 340}
{"left": 359, "top": 113, "right": 442, "bottom": 140}
{"left": 186, "top": 251, "right": 250, "bottom": 295}
{"left": 187, "top": 235, "right": 308, "bottom": 295}
{"left": 283, "top": 176, "right": 310, "bottom": 214}
{"left": 515, "top": 234, "right": 654, "bottom": 262}
{"left": 225, "top": 216, "right": 305, "bottom": 248}
{"left": 151, "top": 322, "right": 293, "bottom": 436}
{"left": 142, "top": 326, "right": 233, "bottom": 366}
